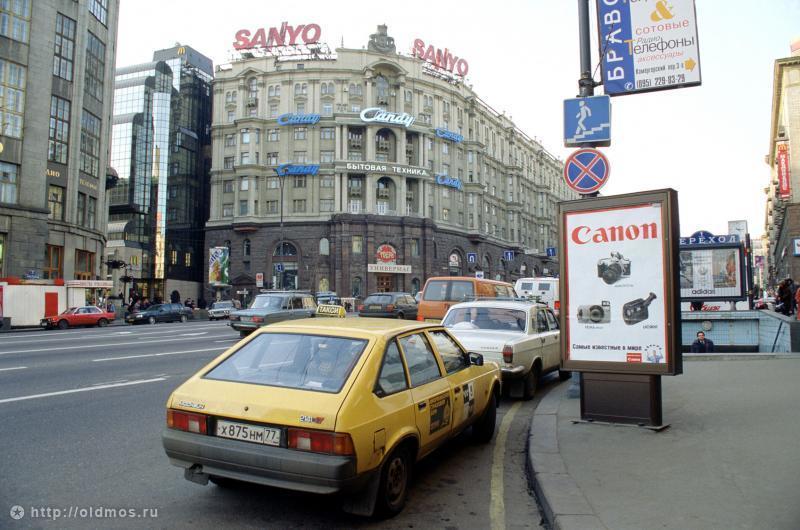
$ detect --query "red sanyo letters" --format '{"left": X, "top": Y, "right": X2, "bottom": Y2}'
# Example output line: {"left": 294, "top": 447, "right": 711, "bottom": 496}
{"left": 233, "top": 22, "right": 321, "bottom": 50}
{"left": 571, "top": 223, "right": 659, "bottom": 244}
{"left": 412, "top": 39, "right": 469, "bottom": 76}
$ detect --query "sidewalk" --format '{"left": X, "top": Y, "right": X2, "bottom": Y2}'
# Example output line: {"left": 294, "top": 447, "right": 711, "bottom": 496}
{"left": 528, "top": 357, "right": 800, "bottom": 530}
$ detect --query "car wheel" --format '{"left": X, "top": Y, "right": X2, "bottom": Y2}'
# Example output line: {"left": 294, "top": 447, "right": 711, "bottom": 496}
{"left": 239, "top": 331, "right": 250, "bottom": 338}
{"left": 180, "top": 314, "right": 188, "bottom": 323}
{"left": 522, "top": 365, "right": 541, "bottom": 401}
{"left": 396, "top": 312, "right": 405, "bottom": 320}
{"left": 376, "top": 445, "right": 411, "bottom": 518}
{"left": 209, "top": 316, "right": 215, "bottom": 321}
{"left": 57, "top": 319, "right": 69, "bottom": 330}
{"left": 148, "top": 316, "right": 156, "bottom": 325}
{"left": 559, "top": 370, "right": 572, "bottom": 381}
{"left": 97, "top": 318, "right": 108, "bottom": 327}
{"left": 472, "top": 391, "right": 497, "bottom": 443}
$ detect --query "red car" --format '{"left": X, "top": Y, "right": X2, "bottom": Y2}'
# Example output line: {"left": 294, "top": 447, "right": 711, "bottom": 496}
{"left": 40, "top": 306, "right": 116, "bottom": 329}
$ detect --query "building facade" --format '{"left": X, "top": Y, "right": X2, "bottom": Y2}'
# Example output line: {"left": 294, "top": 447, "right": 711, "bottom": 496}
{"left": 764, "top": 40, "right": 800, "bottom": 285}
{"left": 206, "top": 25, "right": 577, "bottom": 302}
{"left": 0, "top": 0, "right": 119, "bottom": 282}
{"left": 106, "top": 45, "right": 212, "bottom": 302}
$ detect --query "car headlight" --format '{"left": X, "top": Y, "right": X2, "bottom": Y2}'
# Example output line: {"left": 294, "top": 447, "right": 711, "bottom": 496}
{"left": 135, "top": 314, "right": 143, "bottom": 318}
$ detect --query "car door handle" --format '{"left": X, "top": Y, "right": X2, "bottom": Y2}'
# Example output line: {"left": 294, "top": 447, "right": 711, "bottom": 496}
{"left": 418, "top": 402, "right": 427, "bottom": 411}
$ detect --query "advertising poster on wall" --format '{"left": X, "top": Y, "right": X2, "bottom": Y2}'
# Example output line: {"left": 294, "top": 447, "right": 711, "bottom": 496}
{"left": 678, "top": 247, "right": 745, "bottom": 300}
{"left": 208, "top": 247, "right": 230, "bottom": 286}
{"left": 560, "top": 190, "right": 681, "bottom": 376}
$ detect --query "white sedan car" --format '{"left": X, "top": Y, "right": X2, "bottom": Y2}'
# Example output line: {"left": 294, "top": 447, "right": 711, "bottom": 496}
{"left": 442, "top": 300, "right": 569, "bottom": 399}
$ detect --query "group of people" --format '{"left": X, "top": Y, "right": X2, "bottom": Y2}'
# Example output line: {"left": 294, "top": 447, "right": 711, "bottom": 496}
{"left": 775, "top": 278, "right": 799, "bottom": 317}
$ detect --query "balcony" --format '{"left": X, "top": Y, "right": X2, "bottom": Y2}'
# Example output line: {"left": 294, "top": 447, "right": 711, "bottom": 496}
{"left": 406, "top": 191, "right": 414, "bottom": 200}
{"left": 377, "top": 189, "right": 390, "bottom": 199}
{"left": 246, "top": 97, "right": 258, "bottom": 107}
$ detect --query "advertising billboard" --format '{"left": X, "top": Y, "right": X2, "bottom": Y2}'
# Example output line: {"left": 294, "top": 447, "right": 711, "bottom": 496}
{"left": 559, "top": 189, "right": 681, "bottom": 375}
{"left": 208, "top": 247, "right": 230, "bottom": 286}
{"left": 777, "top": 143, "right": 791, "bottom": 199}
{"left": 597, "top": 0, "right": 701, "bottom": 96}
{"left": 678, "top": 246, "right": 745, "bottom": 301}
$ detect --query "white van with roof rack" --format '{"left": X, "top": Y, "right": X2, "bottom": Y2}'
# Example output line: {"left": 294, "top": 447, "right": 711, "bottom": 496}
{"left": 514, "top": 277, "right": 560, "bottom": 314}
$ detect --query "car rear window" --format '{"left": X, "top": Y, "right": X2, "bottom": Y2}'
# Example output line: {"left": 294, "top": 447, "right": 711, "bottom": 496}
{"left": 423, "top": 281, "right": 474, "bottom": 302}
{"left": 364, "top": 295, "right": 393, "bottom": 304}
{"left": 538, "top": 283, "right": 551, "bottom": 291}
{"left": 205, "top": 333, "right": 368, "bottom": 393}
{"left": 443, "top": 307, "right": 527, "bottom": 333}
{"left": 212, "top": 301, "right": 233, "bottom": 309}
{"left": 251, "top": 296, "right": 285, "bottom": 309}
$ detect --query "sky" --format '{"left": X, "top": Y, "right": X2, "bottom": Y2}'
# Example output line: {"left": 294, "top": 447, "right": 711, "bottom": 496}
{"left": 116, "top": 0, "right": 800, "bottom": 237}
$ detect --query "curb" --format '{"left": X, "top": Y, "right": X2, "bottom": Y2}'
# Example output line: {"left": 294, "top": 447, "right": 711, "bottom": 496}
{"left": 527, "top": 382, "right": 606, "bottom": 530}
{"left": 684, "top": 353, "right": 800, "bottom": 361}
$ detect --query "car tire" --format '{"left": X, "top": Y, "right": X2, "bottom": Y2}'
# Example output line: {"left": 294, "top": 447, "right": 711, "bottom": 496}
{"left": 180, "top": 314, "right": 188, "bottom": 323}
{"left": 57, "top": 319, "right": 69, "bottom": 330}
{"left": 396, "top": 312, "right": 405, "bottom": 320}
{"left": 375, "top": 445, "right": 411, "bottom": 518}
{"left": 239, "top": 330, "right": 250, "bottom": 338}
{"left": 97, "top": 318, "right": 108, "bottom": 327}
{"left": 522, "top": 365, "right": 540, "bottom": 401}
{"left": 148, "top": 316, "right": 156, "bottom": 325}
{"left": 472, "top": 391, "right": 497, "bottom": 443}
{"left": 558, "top": 370, "right": 572, "bottom": 381}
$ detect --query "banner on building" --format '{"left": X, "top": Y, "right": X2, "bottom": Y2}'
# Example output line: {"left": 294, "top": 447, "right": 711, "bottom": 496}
{"left": 777, "top": 143, "right": 791, "bottom": 199}
{"left": 208, "top": 247, "right": 230, "bottom": 286}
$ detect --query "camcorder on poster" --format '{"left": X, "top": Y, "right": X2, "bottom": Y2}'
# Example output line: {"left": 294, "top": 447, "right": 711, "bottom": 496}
{"left": 559, "top": 189, "right": 682, "bottom": 376}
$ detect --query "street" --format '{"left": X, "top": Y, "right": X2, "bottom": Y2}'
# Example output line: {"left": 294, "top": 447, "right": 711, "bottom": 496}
{"left": 0, "top": 320, "right": 551, "bottom": 529}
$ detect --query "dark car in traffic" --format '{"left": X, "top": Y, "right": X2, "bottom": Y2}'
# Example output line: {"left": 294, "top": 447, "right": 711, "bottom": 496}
{"left": 229, "top": 291, "right": 316, "bottom": 337}
{"left": 126, "top": 303, "right": 193, "bottom": 325}
{"left": 357, "top": 292, "right": 418, "bottom": 320}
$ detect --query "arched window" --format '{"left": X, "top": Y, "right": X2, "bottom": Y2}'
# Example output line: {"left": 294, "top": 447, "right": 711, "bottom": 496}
{"left": 449, "top": 252, "right": 462, "bottom": 276}
{"left": 295, "top": 83, "right": 302, "bottom": 96}
{"left": 327, "top": 82, "right": 334, "bottom": 95}
{"left": 321, "top": 83, "right": 328, "bottom": 95}
{"left": 247, "top": 78, "right": 257, "bottom": 98}
{"left": 302, "top": 83, "right": 308, "bottom": 95}
{"left": 274, "top": 242, "right": 298, "bottom": 257}
{"left": 352, "top": 277, "right": 362, "bottom": 298}
{"left": 411, "top": 278, "right": 421, "bottom": 295}
{"left": 376, "top": 75, "right": 389, "bottom": 104}
{"left": 375, "top": 128, "right": 396, "bottom": 162}
{"left": 319, "top": 237, "right": 330, "bottom": 256}
{"left": 243, "top": 239, "right": 251, "bottom": 257}
{"left": 268, "top": 85, "right": 274, "bottom": 97}
{"left": 483, "top": 254, "right": 491, "bottom": 271}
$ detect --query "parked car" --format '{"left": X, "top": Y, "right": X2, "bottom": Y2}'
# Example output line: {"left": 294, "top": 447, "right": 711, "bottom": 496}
{"left": 208, "top": 300, "right": 235, "bottom": 321}
{"left": 126, "top": 303, "right": 193, "bottom": 325}
{"left": 229, "top": 291, "right": 316, "bottom": 337}
{"left": 514, "top": 277, "right": 560, "bottom": 314}
{"left": 162, "top": 318, "right": 501, "bottom": 517}
{"left": 40, "top": 306, "right": 116, "bottom": 329}
{"left": 442, "top": 300, "right": 568, "bottom": 399}
{"left": 417, "top": 276, "right": 517, "bottom": 322}
{"left": 358, "top": 292, "right": 418, "bottom": 319}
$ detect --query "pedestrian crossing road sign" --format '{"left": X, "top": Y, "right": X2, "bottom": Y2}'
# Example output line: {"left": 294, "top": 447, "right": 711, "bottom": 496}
{"left": 564, "top": 96, "right": 611, "bottom": 147}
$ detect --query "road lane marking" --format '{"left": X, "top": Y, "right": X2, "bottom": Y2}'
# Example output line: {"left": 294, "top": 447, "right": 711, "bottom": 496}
{"left": 490, "top": 401, "right": 522, "bottom": 530}
{"left": 0, "top": 377, "right": 167, "bottom": 405}
{"left": 0, "top": 366, "right": 27, "bottom": 372}
{"left": 92, "top": 347, "right": 227, "bottom": 362}
{"left": 214, "top": 339, "right": 239, "bottom": 343}
{"left": 0, "top": 335, "right": 236, "bottom": 355}
{"left": 180, "top": 332, "right": 208, "bottom": 337}
{"left": 0, "top": 325, "right": 229, "bottom": 345}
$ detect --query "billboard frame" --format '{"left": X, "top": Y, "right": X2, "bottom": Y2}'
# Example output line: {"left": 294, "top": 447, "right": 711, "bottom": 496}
{"left": 678, "top": 242, "right": 747, "bottom": 302}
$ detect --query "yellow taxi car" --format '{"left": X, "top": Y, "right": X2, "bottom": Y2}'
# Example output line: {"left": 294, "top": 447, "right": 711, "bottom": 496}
{"left": 162, "top": 318, "right": 501, "bottom": 517}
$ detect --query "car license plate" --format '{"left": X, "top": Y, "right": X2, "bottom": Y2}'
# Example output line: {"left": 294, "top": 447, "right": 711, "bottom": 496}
{"left": 370, "top": 305, "right": 382, "bottom": 310}
{"left": 241, "top": 316, "right": 251, "bottom": 322}
{"left": 216, "top": 420, "right": 281, "bottom": 446}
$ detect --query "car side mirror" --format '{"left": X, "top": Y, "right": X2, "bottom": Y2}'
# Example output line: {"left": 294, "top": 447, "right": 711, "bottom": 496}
{"left": 469, "top": 352, "right": 484, "bottom": 366}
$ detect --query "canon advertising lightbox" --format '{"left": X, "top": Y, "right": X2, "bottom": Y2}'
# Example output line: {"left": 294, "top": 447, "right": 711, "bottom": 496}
{"left": 559, "top": 190, "right": 682, "bottom": 376}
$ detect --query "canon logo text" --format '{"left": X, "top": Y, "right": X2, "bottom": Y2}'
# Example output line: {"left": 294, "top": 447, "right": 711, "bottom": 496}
{"left": 571, "top": 223, "right": 659, "bottom": 244}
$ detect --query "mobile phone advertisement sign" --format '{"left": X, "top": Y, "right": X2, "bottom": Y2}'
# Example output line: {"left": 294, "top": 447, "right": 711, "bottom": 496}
{"left": 560, "top": 189, "right": 682, "bottom": 376}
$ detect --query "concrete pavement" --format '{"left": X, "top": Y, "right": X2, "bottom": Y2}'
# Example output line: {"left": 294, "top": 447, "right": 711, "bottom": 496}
{"left": 528, "top": 357, "right": 800, "bottom": 530}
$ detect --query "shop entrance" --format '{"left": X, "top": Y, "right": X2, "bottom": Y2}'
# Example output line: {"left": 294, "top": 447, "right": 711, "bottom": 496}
{"left": 376, "top": 274, "right": 395, "bottom": 292}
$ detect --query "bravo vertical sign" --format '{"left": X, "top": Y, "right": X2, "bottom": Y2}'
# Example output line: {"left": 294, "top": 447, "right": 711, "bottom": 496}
{"left": 597, "top": 0, "right": 701, "bottom": 96}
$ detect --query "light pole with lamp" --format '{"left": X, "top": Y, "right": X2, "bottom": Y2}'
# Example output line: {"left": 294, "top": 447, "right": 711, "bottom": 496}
{"left": 273, "top": 166, "right": 286, "bottom": 290}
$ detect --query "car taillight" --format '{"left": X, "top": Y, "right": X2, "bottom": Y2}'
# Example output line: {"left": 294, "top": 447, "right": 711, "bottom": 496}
{"left": 416, "top": 314, "right": 424, "bottom": 321}
{"left": 554, "top": 300, "right": 561, "bottom": 311}
{"left": 252, "top": 316, "right": 264, "bottom": 323}
{"left": 287, "top": 428, "right": 354, "bottom": 455}
{"left": 386, "top": 304, "right": 394, "bottom": 311}
{"left": 167, "top": 409, "right": 208, "bottom": 434}
{"left": 357, "top": 305, "right": 364, "bottom": 311}
{"left": 502, "top": 345, "right": 514, "bottom": 364}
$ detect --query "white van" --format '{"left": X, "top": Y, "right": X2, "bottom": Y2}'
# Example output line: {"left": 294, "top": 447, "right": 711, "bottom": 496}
{"left": 515, "top": 277, "right": 560, "bottom": 313}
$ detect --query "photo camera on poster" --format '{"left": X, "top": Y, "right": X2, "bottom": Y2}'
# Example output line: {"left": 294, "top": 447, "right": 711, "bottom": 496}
{"left": 597, "top": 252, "right": 631, "bottom": 285}
{"left": 623, "top": 293, "right": 656, "bottom": 325}
{"left": 577, "top": 301, "right": 611, "bottom": 324}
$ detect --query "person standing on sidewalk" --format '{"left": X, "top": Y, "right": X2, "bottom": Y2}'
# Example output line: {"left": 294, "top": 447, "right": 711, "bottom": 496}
{"left": 690, "top": 331, "right": 715, "bottom": 353}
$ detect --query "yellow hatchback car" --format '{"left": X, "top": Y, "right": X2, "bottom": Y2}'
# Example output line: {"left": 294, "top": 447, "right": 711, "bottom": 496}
{"left": 162, "top": 318, "right": 501, "bottom": 517}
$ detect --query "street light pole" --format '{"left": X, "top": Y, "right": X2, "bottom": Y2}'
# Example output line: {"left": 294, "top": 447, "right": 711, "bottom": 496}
{"left": 274, "top": 167, "right": 285, "bottom": 289}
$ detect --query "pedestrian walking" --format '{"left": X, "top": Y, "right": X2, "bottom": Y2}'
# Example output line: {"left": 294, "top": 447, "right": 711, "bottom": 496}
{"left": 690, "top": 331, "right": 715, "bottom": 353}
{"left": 776, "top": 279, "right": 793, "bottom": 316}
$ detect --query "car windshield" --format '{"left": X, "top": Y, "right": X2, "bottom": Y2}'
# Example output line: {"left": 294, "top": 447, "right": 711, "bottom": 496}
{"left": 443, "top": 307, "right": 527, "bottom": 333}
{"left": 204, "top": 333, "right": 368, "bottom": 393}
{"left": 250, "top": 296, "right": 285, "bottom": 310}
{"left": 211, "top": 301, "right": 233, "bottom": 309}
{"left": 364, "top": 295, "right": 392, "bottom": 304}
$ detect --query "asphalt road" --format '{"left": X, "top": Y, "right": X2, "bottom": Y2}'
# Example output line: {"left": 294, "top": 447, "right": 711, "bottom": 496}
{"left": 0, "top": 319, "right": 553, "bottom": 529}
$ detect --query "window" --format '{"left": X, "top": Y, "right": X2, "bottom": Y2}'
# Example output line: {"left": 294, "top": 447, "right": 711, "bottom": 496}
{"left": 545, "top": 309, "right": 559, "bottom": 330}
{"left": 240, "top": 128, "right": 250, "bottom": 144}
{"left": 0, "top": 0, "right": 29, "bottom": 43}
{"left": 46, "top": 96, "right": 69, "bottom": 164}
{"left": 267, "top": 177, "right": 279, "bottom": 189}
{"left": 0, "top": 161, "right": 18, "bottom": 204}
{"left": 223, "top": 156, "right": 234, "bottom": 169}
{"left": 319, "top": 237, "right": 330, "bottom": 255}
{"left": 294, "top": 151, "right": 307, "bottom": 163}
{"left": 0, "top": 59, "right": 26, "bottom": 138}
{"left": 268, "top": 128, "right": 279, "bottom": 141}
{"left": 442, "top": 143, "right": 449, "bottom": 155}
{"left": 239, "top": 200, "right": 248, "bottom": 215}
{"left": 43, "top": 245, "right": 63, "bottom": 279}
{"left": 88, "top": 0, "right": 108, "bottom": 25}
{"left": 240, "top": 152, "right": 249, "bottom": 165}
{"left": 185, "top": 252, "right": 192, "bottom": 267}
{"left": 430, "top": 330, "right": 467, "bottom": 374}
{"left": 320, "top": 150, "right": 334, "bottom": 163}
{"left": 352, "top": 235, "right": 363, "bottom": 254}
{"left": 86, "top": 196, "right": 96, "bottom": 229}
{"left": 348, "top": 83, "right": 363, "bottom": 97}
{"left": 292, "top": 199, "right": 306, "bottom": 213}
{"left": 224, "top": 134, "right": 236, "bottom": 147}
{"left": 76, "top": 192, "right": 86, "bottom": 225}
{"left": 351, "top": 104, "right": 361, "bottom": 113}
{"left": 48, "top": 185, "right": 65, "bottom": 221}
{"left": 170, "top": 250, "right": 178, "bottom": 265}
{"left": 227, "top": 110, "right": 235, "bottom": 123}
{"left": 321, "top": 103, "right": 333, "bottom": 116}
{"left": 442, "top": 208, "right": 449, "bottom": 221}
{"left": 399, "top": 334, "right": 441, "bottom": 387}
{"left": 293, "top": 175, "right": 306, "bottom": 188}
{"left": 375, "top": 341, "right": 408, "bottom": 396}
{"left": 53, "top": 13, "right": 75, "bottom": 80}
{"left": 80, "top": 110, "right": 101, "bottom": 176}
{"left": 320, "top": 127, "right": 335, "bottom": 140}
{"left": 267, "top": 152, "right": 278, "bottom": 165}
{"left": 411, "top": 238, "right": 420, "bottom": 256}
{"left": 294, "top": 127, "right": 307, "bottom": 140}
{"left": 85, "top": 32, "right": 105, "bottom": 102}
{"left": 404, "top": 90, "right": 413, "bottom": 103}
{"left": 222, "top": 203, "right": 233, "bottom": 217}
{"left": 240, "top": 177, "right": 249, "bottom": 191}
{"left": 296, "top": 102, "right": 306, "bottom": 114}
{"left": 352, "top": 276, "right": 362, "bottom": 297}
{"left": 74, "top": 250, "right": 94, "bottom": 280}
{"left": 269, "top": 103, "right": 278, "bottom": 118}
{"left": 320, "top": 199, "right": 334, "bottom": 212}
{"left": 320, "top": 176, "right": 334, "bottom": 188}
{"left": 247, "top": 77, "right": 258, "bottom": 98}
{"left": 321, "top": 81, "right": 334, "bottom": 95}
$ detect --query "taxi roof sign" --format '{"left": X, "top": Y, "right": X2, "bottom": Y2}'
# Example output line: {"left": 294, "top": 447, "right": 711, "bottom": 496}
{"left": 316, "top": 304, "right": 346, "bottom": 318}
